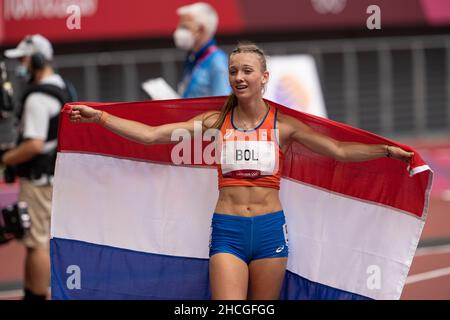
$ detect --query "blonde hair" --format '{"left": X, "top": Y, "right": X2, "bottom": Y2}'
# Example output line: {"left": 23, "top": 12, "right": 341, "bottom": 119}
{"left": 209, "top": 42, "right": 268, "bottom": 130}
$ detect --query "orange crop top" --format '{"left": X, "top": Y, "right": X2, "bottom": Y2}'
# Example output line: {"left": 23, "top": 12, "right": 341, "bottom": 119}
{"left": 217, "top": 103, "right": 284, "bottom": 190}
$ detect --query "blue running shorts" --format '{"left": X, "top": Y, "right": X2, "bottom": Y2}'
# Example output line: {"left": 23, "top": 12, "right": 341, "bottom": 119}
{"left": 209, "top": 210, "right": 289, "bottom": 264}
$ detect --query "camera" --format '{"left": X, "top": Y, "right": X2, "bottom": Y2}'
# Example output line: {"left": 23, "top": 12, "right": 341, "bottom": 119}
{"left": 0, "top": 60, "right": 19, "bottom": 183}
{"left": 0, "top": 60, "right": 14, "bottom": 117}
{"left": 0, "top": 60, "right": 16, "bottom": 133}
{"left": 0, "top": 201, "right": 31, "bottom": 245}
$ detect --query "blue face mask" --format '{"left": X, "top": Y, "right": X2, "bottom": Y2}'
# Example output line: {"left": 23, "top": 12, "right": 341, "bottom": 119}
{"left": 15, "top": 64, "right": 29, "bottom": 78}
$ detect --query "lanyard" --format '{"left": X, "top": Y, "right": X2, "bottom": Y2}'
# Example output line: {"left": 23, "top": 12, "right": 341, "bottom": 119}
{"left": 179, "top": 45, "right": 219, "bottom": 96}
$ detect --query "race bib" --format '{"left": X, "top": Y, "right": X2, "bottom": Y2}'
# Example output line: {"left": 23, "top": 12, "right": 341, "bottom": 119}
{"left": 220, "top": 140, "right": 277, "bottom": 178}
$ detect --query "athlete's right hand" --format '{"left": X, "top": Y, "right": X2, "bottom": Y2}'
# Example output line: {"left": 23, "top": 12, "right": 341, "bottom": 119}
{"left": 69, "top": 105, "right": 102, "bottom": 124}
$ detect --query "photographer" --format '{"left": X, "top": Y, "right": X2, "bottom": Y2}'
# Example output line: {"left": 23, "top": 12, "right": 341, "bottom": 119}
{"left": 2, "top": 34, "right": 75, "bottom": 300}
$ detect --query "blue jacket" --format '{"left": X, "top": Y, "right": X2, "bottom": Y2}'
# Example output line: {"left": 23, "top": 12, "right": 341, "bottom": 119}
{"left": 179, "top": 39, "right": 231, "bottom": 98}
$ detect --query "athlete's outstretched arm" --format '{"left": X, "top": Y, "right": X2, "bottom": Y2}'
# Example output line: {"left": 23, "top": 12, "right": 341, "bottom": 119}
{"left": 279, "top": 113, "right": 414, "bottom": 163}
{"left": 69, "top": 104, "right": 217, "bottom": 145}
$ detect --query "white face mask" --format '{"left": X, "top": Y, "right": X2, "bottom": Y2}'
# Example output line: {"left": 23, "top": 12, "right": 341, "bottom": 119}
{"left": 173, "top": 28, "right": 196, "bottom": 51}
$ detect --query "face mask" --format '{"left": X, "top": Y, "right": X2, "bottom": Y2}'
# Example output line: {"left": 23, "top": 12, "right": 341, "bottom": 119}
{"left": 15, "top": 64, "right": 29, "bottom": 78}
{"left": 173, "top": 28, "right": 196, "bottom": 51}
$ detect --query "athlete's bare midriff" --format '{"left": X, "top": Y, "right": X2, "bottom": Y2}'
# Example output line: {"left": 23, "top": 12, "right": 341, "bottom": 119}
{"left": 214, "top": 186, "right": 283, "bottom": 217}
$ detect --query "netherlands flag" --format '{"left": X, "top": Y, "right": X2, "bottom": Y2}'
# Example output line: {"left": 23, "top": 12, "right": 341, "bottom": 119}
{"left": 50, "top": 97, "right": 432, "bottom": 300}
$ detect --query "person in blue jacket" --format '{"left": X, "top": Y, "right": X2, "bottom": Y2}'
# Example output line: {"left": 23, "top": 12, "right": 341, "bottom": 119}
{"left": 174, "top": 2, "right": 231, "bottom": 98}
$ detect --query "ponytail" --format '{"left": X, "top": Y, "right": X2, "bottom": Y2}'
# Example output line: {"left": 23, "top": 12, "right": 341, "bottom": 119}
{"left": 209, "top": 93, "right": 237, "bottom": 129}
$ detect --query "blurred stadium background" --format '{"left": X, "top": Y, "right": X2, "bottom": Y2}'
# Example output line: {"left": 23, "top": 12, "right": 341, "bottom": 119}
{"left": 0, "top": 0, "right": 449, "bottom": 299}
